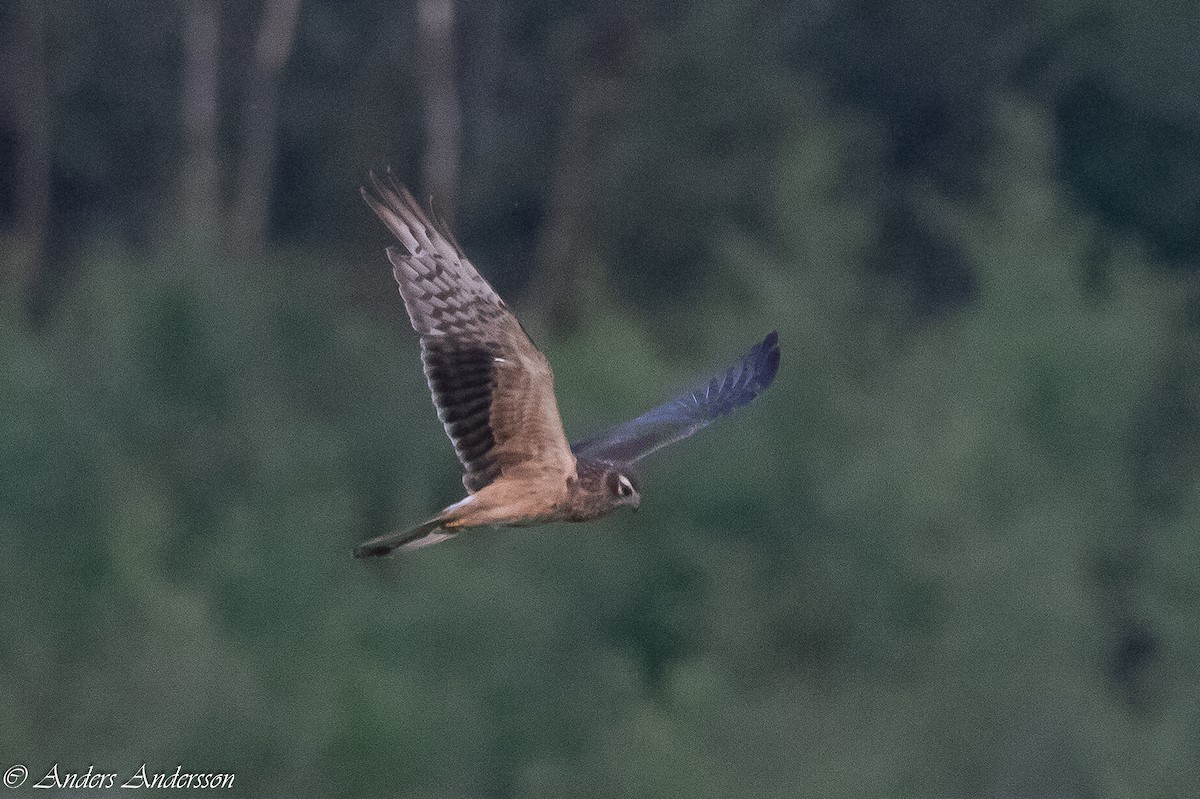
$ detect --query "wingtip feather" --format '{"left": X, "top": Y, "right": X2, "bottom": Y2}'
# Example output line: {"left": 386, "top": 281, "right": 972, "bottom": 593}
{"left": 361, "top": 168, "right": 466, "bottom": 261}
{"left": 756, "top": 331, "right": 781, "bottom": 390}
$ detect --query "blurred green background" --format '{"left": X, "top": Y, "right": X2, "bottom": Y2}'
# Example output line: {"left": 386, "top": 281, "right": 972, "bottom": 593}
{"left": 4, "top": 0, "right": 1200, "bottom": 796}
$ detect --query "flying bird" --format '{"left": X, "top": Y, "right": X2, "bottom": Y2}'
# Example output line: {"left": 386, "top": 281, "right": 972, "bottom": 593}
{"left": 353, "top": 170, "right": 780, "bottom": 557}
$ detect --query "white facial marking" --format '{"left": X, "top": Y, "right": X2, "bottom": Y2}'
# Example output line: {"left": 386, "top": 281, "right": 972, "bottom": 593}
{"left": 617, "top": 474, "right": 634, "bottom": 497}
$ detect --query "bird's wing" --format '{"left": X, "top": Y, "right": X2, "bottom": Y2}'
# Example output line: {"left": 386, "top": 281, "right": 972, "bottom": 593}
{"left": 570, "top": 332, "right": 780, "bottom": 464}
{"left": 362, "top": 170, "right": 575, "bottom": 492}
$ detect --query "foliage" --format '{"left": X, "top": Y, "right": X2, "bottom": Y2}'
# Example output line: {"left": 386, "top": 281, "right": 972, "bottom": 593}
{"left": 4, "top": 1, "right": 1200, "bottom": 797}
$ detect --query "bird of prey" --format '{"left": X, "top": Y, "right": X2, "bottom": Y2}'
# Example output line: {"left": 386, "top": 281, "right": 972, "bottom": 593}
{"left": 353, "top": 170, "right": 780, "bottom": 557}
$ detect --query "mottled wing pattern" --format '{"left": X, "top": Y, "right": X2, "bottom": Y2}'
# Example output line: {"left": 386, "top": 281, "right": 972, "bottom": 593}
{"left": 362, "top": 170, "right": 575, "bottom": 492}
{"left": 571, "top": 332, "right": 781, "bottom": 464}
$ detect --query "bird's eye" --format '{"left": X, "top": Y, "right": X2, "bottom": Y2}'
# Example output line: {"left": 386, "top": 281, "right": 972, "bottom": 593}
{"left": 616, "top": 474, "right": 633, "bottom": 497}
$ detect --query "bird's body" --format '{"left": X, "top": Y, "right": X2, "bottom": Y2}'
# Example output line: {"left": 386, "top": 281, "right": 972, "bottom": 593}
{"left": 353, "top": 452, "right": 635, "bottom": 557}
{"left": 353, "top": 170, "right": 779, "bottom": 557}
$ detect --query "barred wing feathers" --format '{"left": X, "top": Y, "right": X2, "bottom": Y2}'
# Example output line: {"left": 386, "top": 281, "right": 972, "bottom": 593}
{"left": 361, "top": 171, "right": 575, "bottom": 493}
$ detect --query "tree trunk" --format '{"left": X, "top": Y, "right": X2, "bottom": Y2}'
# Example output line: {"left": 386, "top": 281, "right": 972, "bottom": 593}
{"left": 526, "top": 12, "right": 636, "bottom": 330}
{"left": 525, "top": 73, "right": 609, "bottom": 330}
{"left": 417, "top": 0, "right": 460, "bottom": 224}
{"left": 179, "top": 0, "right": 223, "bottom": 254}
{"left": 230, "top": 0, "right": 301, "bottom": 261}
{"left": 9, "top": 0, "right": 53, "bottom": 316}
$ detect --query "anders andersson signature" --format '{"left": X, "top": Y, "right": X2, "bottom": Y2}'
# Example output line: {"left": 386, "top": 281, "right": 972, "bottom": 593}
{"left": 3, "top": 763, "right": 235, "bottom": 790}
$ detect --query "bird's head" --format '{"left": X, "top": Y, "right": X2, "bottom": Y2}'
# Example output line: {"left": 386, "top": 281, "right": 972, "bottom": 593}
{"left": 603, "top": 468, "right": 641, "bottom": 511}
{"left": 574, "top": 458, "right": 641, "bottom": 516}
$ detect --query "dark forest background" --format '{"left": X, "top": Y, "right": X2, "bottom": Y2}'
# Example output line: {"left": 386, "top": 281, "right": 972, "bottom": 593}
{"left": 4, "top": 0, "right": 1200, "bottom": 796}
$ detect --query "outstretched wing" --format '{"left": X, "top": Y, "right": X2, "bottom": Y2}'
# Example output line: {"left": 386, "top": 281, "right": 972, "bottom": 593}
{"left": 362, "top": 170, "right": 575, "bottom": 492}
{"left": 570, "top": 332, "right": 780, "bottom": 464}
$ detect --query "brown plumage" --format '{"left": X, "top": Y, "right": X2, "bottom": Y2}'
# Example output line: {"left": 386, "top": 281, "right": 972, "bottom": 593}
{"left": 354, "top": 169, "right": 779, "bottom": 557}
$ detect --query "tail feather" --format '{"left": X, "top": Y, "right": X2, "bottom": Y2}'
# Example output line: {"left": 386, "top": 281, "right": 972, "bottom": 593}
{"left": 353, "top": 519, "right": 455, "bottom": 558}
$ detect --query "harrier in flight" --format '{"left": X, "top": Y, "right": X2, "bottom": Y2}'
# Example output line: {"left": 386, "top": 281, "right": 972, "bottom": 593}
{"left": 354, "top": 170, "right": 780, "bottom": 557}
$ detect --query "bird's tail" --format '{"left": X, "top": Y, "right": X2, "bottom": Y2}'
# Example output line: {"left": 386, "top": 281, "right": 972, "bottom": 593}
{"left": 353, "top": 518, "right": 456, "bottom": 558}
